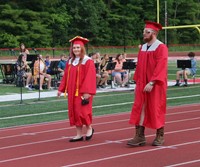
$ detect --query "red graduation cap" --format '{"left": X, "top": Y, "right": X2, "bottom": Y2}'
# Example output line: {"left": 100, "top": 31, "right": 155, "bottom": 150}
{"left": 69, "top": 36, "right": 89, "bottom": 46}
{"left": 145, "top": 21, "right": 162, "bottom": 31}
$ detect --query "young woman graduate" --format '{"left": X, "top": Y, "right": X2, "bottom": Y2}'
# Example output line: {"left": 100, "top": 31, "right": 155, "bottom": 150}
{"left": 57, "top": 36, "right": 96, "bottom": 142}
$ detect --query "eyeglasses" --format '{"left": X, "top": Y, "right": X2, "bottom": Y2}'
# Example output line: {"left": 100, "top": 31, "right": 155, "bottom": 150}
{"left": 143, "top": 30, "right": 154, "bottom": 34}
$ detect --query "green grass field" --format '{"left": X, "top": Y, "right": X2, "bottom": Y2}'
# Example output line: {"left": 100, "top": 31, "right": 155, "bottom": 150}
{"left": 0, "top": 60, "right": 200, "bottom": 128}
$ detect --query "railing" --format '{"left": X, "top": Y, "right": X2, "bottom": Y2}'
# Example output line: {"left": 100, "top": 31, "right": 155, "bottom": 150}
{"left": 0, "top": 44, "right": 200, "bottom": 58}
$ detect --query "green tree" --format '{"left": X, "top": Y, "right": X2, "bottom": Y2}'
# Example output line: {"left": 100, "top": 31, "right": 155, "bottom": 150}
{"left": 0, "top": 0, "right": 199, "bottom": 48}
{"left": 161, "top": 0, "right": 200, "bottom": 44}
{"left": 0, "top": 1, "right": 70, "bottom": 48}
{"left": 0, "top": 33, "right": 18, "bottom": 48}
{"left": 64, "top": 0, "right": 110, "bottom": 46}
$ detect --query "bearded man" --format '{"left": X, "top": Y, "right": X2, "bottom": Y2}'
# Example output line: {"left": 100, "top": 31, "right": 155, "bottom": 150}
{"left": 127, "top": 21, "right": 168, "bottom": 146}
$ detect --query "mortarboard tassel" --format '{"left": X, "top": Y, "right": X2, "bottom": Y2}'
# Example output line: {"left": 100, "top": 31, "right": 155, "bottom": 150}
{"left": 75, "top": 66, "right": 80, "bottom": 97}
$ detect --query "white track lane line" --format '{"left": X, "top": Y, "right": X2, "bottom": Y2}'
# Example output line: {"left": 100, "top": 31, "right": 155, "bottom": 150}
{"left": 0, "top": 126, "right": 199, "bottom": 164}
{"left": 0, "top": 103, "right": 199, "bottom": 132}
{"left": 0, "top": 108, "right": 199, "bottom": 140}
{"left": 65, "top": 140, "right": 200, "bottom": 167}
{"left": 164, "top": 159, "right": 200, "bottom": 167}
{"left": 0, "top": 126, "right": 200, "bottom": 151}
{"left": 0, "top": 112, "right": 129, "bottom": 132}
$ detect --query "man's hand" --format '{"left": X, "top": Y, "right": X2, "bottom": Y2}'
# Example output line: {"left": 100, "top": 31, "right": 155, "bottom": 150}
{"left": 143, "top": 83, "right": 154, "bottom": 92}
{"left": 57, "top": 91, "right": 62, "bottom": 98}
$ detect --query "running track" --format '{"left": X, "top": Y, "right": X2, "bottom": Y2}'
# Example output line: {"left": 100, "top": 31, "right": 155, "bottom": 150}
{"left": 0, "top": 104, "right": 200, "bottom": 167}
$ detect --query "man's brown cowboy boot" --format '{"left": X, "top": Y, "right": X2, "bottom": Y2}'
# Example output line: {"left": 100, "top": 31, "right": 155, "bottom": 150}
{"left": 127, "top": 125, "right": 146, "bottom": 146}
{"left": 152, "top": 127, "right": 164, "bottom": 146}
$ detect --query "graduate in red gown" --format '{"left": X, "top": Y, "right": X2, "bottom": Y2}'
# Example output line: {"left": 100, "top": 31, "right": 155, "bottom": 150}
{"left": 127, "top": 21, "right": 168, "bottom": 147}
{"left": 57, "top": 36, "right": 96, "bottom": 142}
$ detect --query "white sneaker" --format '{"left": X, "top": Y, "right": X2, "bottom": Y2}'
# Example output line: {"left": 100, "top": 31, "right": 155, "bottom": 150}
{"left": 25, "top": 85, "right": 29, "bottom": 88}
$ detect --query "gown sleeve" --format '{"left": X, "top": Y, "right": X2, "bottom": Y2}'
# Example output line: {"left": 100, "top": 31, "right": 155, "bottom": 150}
{"left": 80, "top": 60, "right": 96, "bottom": 95}
{"left": 150, "top": 44, "right": 168, "bottom": 85}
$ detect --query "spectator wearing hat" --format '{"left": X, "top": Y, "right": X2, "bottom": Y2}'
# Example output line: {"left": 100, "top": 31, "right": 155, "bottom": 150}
{"left": 57, "top": 36, "right": 96, "bottom": 142}
{"left": 174, "top": 52, "right": 197, "bottom": 86}
{"left": 127, "top": 21, "right": 168, "bottom": 147}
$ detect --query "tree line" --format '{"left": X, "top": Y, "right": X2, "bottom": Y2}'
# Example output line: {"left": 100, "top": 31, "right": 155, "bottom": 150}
{"left": 0, "top": 0, "right": 199, "bottom": 49}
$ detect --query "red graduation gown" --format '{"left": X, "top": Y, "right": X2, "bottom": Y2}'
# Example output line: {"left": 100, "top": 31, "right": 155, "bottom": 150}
{"left": 129, "top": 40, "right": 168, "bottom": 129}
{"left": 58, "top": 56, "right": 96, "bottom": 126}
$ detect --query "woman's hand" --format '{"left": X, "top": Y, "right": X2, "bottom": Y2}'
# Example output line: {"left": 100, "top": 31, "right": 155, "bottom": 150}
{"left": 82, "top": 93, "right": 91, "bottom": 99}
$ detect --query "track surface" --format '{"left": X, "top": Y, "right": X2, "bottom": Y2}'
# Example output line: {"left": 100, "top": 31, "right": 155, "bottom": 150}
{"left": 0, "top": 104, "right": 200, "bottom": 167}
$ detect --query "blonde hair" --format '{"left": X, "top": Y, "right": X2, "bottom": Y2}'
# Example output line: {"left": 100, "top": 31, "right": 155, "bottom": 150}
{"left": 101, "top": 54, "right": 109, "bottom": 66}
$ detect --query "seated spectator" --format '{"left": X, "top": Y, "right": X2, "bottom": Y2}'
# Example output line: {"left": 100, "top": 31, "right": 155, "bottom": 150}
{"left": 45, "top": 54, "right": 52, "bottom": 74}
{"left": 19, "top": 43, "right": 30, "bottom": 60}
{"left": 33, "top": 54, "right": 52, "bottom": 90}
{"left": 174, "top": 52, "right": 197, "bottom": 87}
{"left": 112, "top": 53, "right": 129, "bottom": 87}
{"left": 89, "top": 52, "right": 102, "bottom": 88}
{"left": 95, "top": 52, "right": 101, "bottom": 63}
{"left": 57, "top": 54, "right": 67, "bottom": 76}
{"left": 99, "top": 54, "right": 110, "bottom": 86}
{"left": 16, "top": 54, "right": 32, "bottom": 89}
